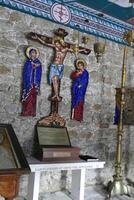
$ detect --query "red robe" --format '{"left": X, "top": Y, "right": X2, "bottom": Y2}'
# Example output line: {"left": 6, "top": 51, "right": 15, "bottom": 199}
{"left": 21, "top": 86, "right": 37, "bottom": 116}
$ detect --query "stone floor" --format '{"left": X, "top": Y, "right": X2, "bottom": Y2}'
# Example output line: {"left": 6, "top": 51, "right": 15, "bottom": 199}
{"left": 39, "top": 186, "right": 134, "bottom": 200}
{"left": 1, "top": 186, "right": 134, "bottom": 200}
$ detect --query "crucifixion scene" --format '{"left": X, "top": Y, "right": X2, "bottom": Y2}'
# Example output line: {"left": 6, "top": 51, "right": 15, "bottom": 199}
{"left": 27, "top": 28, "right": 91, "bottom": 126}
{"left": 0, "top": 0, "right": 134, "bottom": 199}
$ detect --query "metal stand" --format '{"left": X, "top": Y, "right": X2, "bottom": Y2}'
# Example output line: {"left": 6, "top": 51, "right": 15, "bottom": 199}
{"left": 107, "top": 30, "right": 134, "bottom": 198}
{"left": 108, "top": 46, "right": 130, "bottom": 197}
{"left": 108, "top": 176, "right": 130, "bottom": 198}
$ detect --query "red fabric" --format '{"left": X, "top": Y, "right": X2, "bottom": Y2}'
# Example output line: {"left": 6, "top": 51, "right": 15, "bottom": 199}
{"left": 21, "top": 86, "right": 37, "bottom": 117}
{"left": 72, "top": 101, "right": 84, "bottom": 122}
{"left": 71, "top": 71, "right": 79, "bottom": 80}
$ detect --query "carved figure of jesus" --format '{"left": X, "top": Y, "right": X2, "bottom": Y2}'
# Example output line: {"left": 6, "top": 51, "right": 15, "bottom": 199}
{"left": 29, "top": 29, "right": 90, "bottom": 102}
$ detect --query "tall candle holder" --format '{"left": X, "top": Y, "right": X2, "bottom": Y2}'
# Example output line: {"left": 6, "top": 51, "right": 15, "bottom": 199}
{"left": 108, "top": 30, "right": 134, "bottom": 198}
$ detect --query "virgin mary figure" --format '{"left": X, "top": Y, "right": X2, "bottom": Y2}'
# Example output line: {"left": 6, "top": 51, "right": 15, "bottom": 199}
{"left": 21, "top": 47, "right": 42, "bottom": 116}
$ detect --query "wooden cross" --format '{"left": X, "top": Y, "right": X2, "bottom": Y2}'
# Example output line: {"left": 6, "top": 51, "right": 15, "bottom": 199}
{"left": 27, "top": 28, "right": 91, "bottom": 126}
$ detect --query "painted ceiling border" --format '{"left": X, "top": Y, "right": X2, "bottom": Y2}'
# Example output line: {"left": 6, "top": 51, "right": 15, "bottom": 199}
{"left": 0, "top": 0, "right": 133, "bottom": 45}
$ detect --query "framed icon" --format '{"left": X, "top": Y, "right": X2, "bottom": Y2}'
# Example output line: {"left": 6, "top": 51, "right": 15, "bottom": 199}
{"left": 0, "top": 124, "right": 30, "bottom": 200}
{"left": 0, "top": 123, "right": 30, "bottom": 172}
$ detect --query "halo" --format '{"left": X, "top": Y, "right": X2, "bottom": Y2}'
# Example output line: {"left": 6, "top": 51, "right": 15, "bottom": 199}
{"left": 76, "top": 58, "right": 87, "bottom": 68}
{"left": 26, "top": 46, "right": 40, "bottom": 59}
{"left": 52, "top": 37, "right": 66, "bottom": 47}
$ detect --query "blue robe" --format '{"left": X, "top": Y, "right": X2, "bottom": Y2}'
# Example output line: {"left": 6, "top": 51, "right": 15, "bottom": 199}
{"left": 21, "top": 58, "right": 42, "bottom": 116}
{"left": 22, "top": 58, "right": 42, "bottom": 101}
{"left": 71, "top": 69, "right": 89, "bottom": 121}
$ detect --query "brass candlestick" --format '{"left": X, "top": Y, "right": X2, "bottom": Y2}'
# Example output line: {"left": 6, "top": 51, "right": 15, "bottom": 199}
{"left": 108, "top": 30, "right": 134, "bottom": 197}
{"left": 108, "top": 46, "right": 129, "bottom": 197}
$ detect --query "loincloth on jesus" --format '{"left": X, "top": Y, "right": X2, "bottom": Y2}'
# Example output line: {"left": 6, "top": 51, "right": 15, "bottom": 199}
{"left": 49, "top": 64, "right": 64, "bottom": 84}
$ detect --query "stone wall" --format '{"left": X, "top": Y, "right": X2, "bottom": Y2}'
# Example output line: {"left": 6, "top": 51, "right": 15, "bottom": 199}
{"left": 0, "top": 6, "right": 134, "bottom": 199}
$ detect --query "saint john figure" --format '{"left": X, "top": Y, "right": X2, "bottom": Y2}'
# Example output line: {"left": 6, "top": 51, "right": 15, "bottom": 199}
{"left": 21, "top": 47, "right": 42, "bottom": 116}
{"left": 71, "top": 59, "right": 89, "bottom": 122}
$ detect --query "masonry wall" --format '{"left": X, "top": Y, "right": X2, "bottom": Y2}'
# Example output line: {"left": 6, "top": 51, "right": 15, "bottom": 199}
{"left": 0, "top": 6, "right": 134, "bottom": 199}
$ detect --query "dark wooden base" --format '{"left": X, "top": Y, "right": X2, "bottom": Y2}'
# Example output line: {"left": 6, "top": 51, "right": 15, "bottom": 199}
{"left": 38, "top": 147, "right": 81, "bottom": 161}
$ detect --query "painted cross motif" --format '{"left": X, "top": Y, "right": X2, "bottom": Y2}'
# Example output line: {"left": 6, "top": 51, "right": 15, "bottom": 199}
{"left": 51, "top": 3, "right": 71, "bottom": 24}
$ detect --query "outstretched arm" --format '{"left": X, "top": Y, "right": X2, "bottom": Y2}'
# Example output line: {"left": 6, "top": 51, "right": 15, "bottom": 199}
{"left": 66, "top": 43, "right": 91, "bottom": 55}
{"left": 78, "top": 46, "right": 91, "bottom": 55}
{"left": 27, "top": 32, "right": 55, "bottom": 48}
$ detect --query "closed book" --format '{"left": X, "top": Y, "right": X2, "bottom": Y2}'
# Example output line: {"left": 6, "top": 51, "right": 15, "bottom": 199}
{"left": 79, "top": 155, "right": 99, "bottom": 161}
